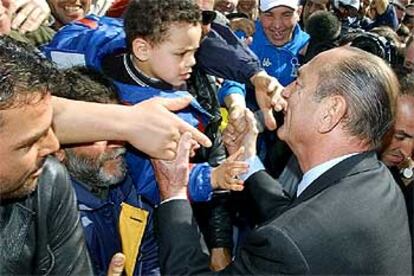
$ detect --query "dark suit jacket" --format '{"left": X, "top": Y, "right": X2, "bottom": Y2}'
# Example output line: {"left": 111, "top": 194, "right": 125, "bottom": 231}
{"left": 156, "top": 152, "right": 412, "bottom": 275}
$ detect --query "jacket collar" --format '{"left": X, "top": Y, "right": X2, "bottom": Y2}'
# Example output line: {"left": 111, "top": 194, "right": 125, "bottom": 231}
{"left": 291, "top": 151, "right": 380, "bottom": 206}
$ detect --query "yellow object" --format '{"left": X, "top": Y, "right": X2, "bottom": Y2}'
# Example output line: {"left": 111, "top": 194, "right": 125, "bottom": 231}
{"left": 219, "top": 107, "right": 229, "bottom": 132}
{"left": 119, "top": 203, "right": 149, "bottom": 276}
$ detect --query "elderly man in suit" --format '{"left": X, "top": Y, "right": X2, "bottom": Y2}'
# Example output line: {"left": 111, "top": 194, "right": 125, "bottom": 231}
{"left": 152, "top": 46, "right": 412, "bottom": 275}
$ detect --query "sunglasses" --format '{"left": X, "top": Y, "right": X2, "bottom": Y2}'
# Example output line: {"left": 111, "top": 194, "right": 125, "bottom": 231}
{"left": 202, "top": 10, "right": 217, "bottom": 25}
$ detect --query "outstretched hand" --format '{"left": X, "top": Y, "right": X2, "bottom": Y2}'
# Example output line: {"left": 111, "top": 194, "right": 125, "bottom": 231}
{"left": 151, "top": 132, "right": 198, "bottom": 200}
{"left": 12, "top": 0, "right": 50, "bottom": 33}
{"left": 250, "top": 70, "right": 286, "bottom": 130}
{"left": 211, "top": 147, "right": 248, "bottom": 191}
{"left": 131, "top": 97, "right": 211, "bottom": 160}
{"left": 223, "top": 109, "right": 259, "bottom": 159}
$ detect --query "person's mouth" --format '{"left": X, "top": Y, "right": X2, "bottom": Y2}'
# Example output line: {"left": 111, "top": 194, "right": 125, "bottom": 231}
{"left": 386, "top": 153, "right": 405, "bottom": 166}
{"left": 270, "top": 30, "right": 286, "bottom": 40}
{"left": 180, "top": 71, "right": 192, "bottom": 80}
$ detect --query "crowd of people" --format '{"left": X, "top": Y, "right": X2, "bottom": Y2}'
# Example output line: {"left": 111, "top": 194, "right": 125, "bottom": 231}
{"left": 0, "top": 0, "right": 413, "bottom": 275}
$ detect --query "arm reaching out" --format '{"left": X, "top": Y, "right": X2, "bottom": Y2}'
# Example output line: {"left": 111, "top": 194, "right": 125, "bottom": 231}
{"left": 52, "top": 96, "right": 211, "bottom": 160}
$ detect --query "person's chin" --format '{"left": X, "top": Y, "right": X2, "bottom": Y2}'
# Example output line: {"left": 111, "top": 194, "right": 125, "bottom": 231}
{"left": 382, "top": 154, "right": 404, "bottom": 168}
{"left": 1, "top": 178, "right": 39, "bottom": 200}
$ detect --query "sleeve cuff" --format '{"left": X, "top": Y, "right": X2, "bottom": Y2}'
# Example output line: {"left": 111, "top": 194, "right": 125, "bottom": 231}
{"left": 240, "top": 155, "right": 265, "bottom": 181}
{"left": 160, "top": 196, "right": 188, "bottom": 205}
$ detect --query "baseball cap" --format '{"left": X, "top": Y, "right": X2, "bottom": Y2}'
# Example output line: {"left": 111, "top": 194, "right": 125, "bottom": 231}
{"left": 259, "top": 0, "right": 299, "bottom": 12}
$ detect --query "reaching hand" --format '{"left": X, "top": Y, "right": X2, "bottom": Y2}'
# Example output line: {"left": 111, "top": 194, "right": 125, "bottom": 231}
{"left": 131, "top": 97, "right": 211, "bottom": 160}
{"left": 250, "top": 70, "right": 286, "bottom": 130}
{"left": 211, "top": 147, "right": 249, "bottom": 191}
{"left": 223, "top": 109, "right": 259, "bottom": 159}
{"left": 12, "top": 0, "right": 50, "bottom": 33}
{"left": 151, "top": 132, "right": 198, "bottom": 200}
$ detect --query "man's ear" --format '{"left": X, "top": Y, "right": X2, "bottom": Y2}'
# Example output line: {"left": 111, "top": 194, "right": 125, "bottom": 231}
{"left": 317, "top": 95, "right": 347, "bottom": 133}
{"left": 131, "top": 38, "right": 151, "bottom": 62}
{"left": 54, "top": 149, "right": 66, "bottom": 162}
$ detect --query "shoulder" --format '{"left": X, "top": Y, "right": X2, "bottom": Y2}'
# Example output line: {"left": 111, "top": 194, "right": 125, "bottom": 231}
{"left": 37, "top": 156, "right": 74, "bottom": 206}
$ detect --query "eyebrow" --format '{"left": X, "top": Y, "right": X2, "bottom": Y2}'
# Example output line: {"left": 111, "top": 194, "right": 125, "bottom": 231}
{"left": 14, "top": 127, "right": 50, "bottom": 150}
{"left": 395, "top": 130, "right": 414, "bottom": 139}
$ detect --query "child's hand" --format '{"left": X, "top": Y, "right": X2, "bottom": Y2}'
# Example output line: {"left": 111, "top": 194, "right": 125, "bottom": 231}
{"left": 211, "top": 147, "right": 249, "bottom": 191}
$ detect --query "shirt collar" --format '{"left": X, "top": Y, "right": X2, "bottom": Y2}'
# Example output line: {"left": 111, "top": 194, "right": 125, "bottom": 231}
{"left": 296, "top": 153, "right": 359, "bottom": 196}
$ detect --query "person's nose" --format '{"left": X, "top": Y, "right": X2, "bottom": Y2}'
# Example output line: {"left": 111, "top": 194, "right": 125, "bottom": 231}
{"left": 38, "top": 128, "right": 60, "bottom": 157}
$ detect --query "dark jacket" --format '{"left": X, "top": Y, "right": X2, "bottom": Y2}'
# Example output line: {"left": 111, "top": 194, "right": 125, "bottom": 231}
{"left": 72, "top": 175, "right": 159, "bottom": 276}
{"left": 156, "top": 152, "right": 412, "bottom": 275}
{"left": 0, "top": 157, "right": 93, "bottom": 275}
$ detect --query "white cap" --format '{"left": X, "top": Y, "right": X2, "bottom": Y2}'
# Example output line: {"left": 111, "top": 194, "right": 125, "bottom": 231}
{"left": 259, "top": 0, "right": 299, "bottom": 12}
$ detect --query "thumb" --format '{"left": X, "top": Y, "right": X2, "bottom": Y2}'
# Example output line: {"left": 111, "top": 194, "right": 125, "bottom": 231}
{"left": 107, "top": 253, "right": 125, "bottom": 276}
{"left": 263, "top": 108, "right": 277, "bottom": 130}
{"left": 159, "top": 96, "right": 192, "bottom": 112}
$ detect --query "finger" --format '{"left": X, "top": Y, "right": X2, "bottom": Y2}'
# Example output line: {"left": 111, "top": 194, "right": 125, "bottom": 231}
{"left": 271, "top": 87, "right": 287, "bottom": 112}
{"left": 225, "top": 122, "right": 235, "bottom": 135}
{"left": 262, "top": 108, "right": 277, "bottom": 130}
{"left": 158, "top": 96, "right": 193, "bottom": 112}
{"left": 175, "top": 132, "right": 194, "bottom": 165}
{"left": 222, "top": 134, "right": 235, "bottom": 148}
{"left": 179, "top": 122, "right": 211, "bottom": 148}
{"left": 229, "top": 164, "right": 249, "bottom": 175}
{"left": 245, "top": 109, "right": 260, "bottom": 134}
{"left": 228, "top": 183, "right": 244, "bottom": 191}
{"left": 19, "top": 6, "right": 44, "bottom": 33}
{"left": 227, "top": 146, "right": 245, "bottom": 162}
{"left": 234, "top": 117, "right": 247, "bottom": 133}
{"left": 11, "top": 2, "right": 35, "bottom": 30}
{"left": 107, "top": 253, "right": 125, "bottom": 276}
{"left": 157, "top": 96, "right": 212, "bottom": 147}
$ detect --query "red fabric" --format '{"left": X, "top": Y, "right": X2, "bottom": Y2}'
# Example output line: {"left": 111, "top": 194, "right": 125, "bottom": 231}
{"left": 106, "top": 0, "right": 130, "bottom": 17}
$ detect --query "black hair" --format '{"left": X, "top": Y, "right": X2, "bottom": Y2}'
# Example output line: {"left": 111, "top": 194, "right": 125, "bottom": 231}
{"left": 124, "top": 0, "right": 201, "bottom": 50}
{"left": 0, "top": 36, "right": 62, "bottom": 110}
{"left": 56, "top": 67, "right": 119, "bottom": 104}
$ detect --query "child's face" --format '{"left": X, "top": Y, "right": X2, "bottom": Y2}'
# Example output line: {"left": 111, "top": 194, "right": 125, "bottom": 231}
{"left": 145, "top": 22, "right": 202, "bottom": 87}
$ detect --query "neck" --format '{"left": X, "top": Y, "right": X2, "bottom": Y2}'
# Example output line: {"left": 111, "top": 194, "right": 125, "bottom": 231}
{"left": 294, "top": 135, "right": 369, "bottom": 173}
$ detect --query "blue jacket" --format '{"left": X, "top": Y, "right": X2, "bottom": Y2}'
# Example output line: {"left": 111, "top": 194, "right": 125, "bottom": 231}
{"left": 72, "top": 175, "right": 159, "bottom": 276}
{"left": 42, "top": 15, "right": 214, "bottom": 204}
{"left": 115, "top": 83, "right": 214, "bottom": 204}
{"left": 250, "top": 22, "right": 309, "bottom": 87}
{"left": 364, "top": 5, "right": 399, "bottom": 31}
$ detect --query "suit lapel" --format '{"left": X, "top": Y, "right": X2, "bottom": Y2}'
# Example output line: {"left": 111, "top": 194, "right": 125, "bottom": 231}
{"left": 289, "top": 151, "right": 378, "bottom": 207}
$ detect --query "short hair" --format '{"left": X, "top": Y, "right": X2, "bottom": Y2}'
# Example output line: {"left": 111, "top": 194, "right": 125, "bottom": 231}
{"left": 314, "top": 47, "right": 399, "bottom": 149}
{"left": 54, "top": 67, "right": 119, "bottom": 104}
{"left": 399, "top": 72, "right": 414, "bottom": 97}
{"left": 0, "top": 37, "right": 61, "bottom": 110}
{"left": 124, "top": 0, "right": 201, "bottom": 50}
